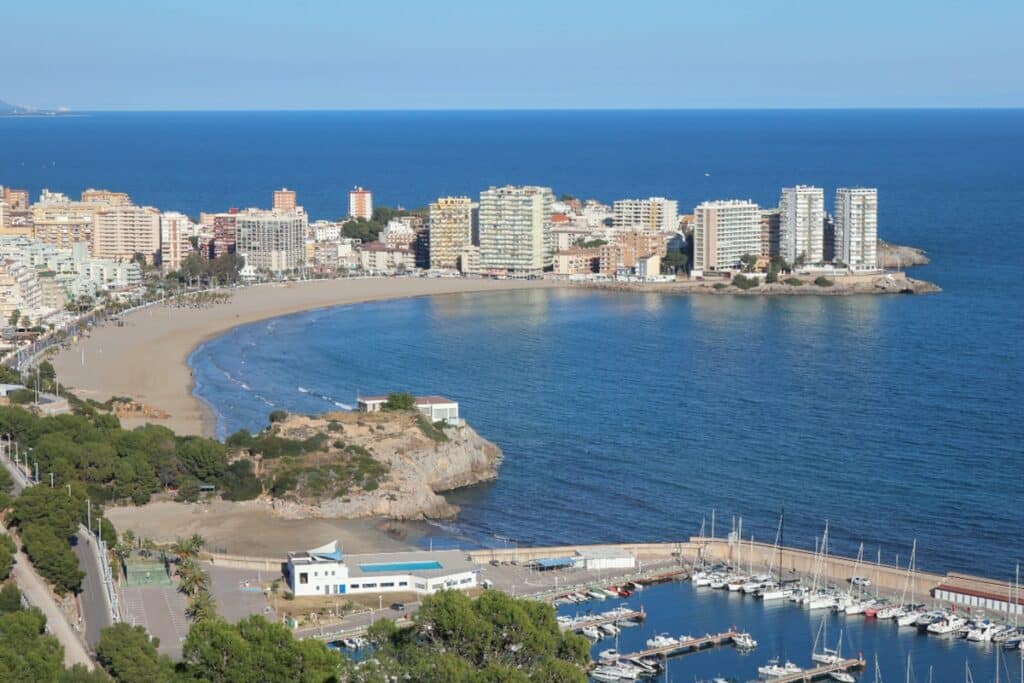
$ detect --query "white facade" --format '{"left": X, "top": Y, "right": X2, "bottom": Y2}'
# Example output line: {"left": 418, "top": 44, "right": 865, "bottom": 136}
{"left": 235, "top": 209, "right": 308, "bottom": 273}
{"left": 159, "top": 211, "right": 195, "bottom": 273}
{"left": 359, "top": 243, "right": 414, "bottom": 273}
{"left": 92, "top": 204, "right": 161, "bottom": 263}
{"left": 379, "top": 219, "right": 417, "bottom": 249}
{"left": 286, "top": 543, "right": 478, "bottom": 597}
{"left": 478, "top": 185, "right": 554, "bottom": 274}
{"left": 780, "top": 185, "right": 825, "bottom": 265}
{"left": 311, "top": 220, "right": 343, "bottom": 242}
{"left": 692, "top": 200, "right": 761, "bottom": 273}
{"left": 576, "top": 548, "right": 636, "bottom": 571}
{"left": 0, "top": 259, "right": 45, "bottom": 321}
{"left": 613, "top": 197, "right": 679, "bottom": 232}
{"left": 834, "top": 188, "right": 878, "bottom": 270}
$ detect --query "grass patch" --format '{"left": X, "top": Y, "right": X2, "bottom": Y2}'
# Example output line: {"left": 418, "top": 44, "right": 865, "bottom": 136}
{"left": 416, "top": 414, "right": 449, "bottom": 442}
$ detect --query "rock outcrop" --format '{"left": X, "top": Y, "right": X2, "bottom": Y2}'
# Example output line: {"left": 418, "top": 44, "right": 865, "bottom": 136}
{"left": 249, "top": 410, "right": 502, "bottom": 521}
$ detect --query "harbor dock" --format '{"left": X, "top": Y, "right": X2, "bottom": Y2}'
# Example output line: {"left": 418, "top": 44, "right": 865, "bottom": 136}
{"left": 767, "top": 658, "right": 866, "bottom": 682}
{"left": 618, "top": 630, "right": 738, "bottom": 660}
{"left": 563, "top": 608, "right": 646, "bottom": 632}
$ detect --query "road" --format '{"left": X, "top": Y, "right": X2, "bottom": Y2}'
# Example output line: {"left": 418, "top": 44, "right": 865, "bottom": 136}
{"left": 10, "top": 543, "right": 95, "bottom": 669}
{"left": 71, "top": 531, "right": 113, "bottom": 647}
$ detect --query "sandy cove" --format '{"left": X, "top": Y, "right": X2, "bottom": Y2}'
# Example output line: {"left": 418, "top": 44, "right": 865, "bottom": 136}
{"left": 51, "top": 277, "right": 555, "bottom": 438}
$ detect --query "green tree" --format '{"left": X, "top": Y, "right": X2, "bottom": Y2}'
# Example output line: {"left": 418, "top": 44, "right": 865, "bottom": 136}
{"left": 176, "top": 557, "right": 209, "bottom": 597}
{"left": 0, "top": 582, "right": 22, "bottom": 613}
{"left": 383, "top": 392, "right": 416, "bottom": 411}
{"left": 175, "top": 438, "right": 227, "bottom": 483}
{"left": 8, "top": 309, "right": 20, "bottom": 327}
{"left": 739, "top": 253, "right": 759, "bottom": 272}
{"left": 267, "top": 410, "right": 288, "bottom": 424}
{"left": 814, "top": 276, "right": 834, "bottom": 287}
{"left": 96, "top": 623, "right": 175, "bottom": 683}
{"left": 662, "top": 251, "right": 688, "bottom": 274}
{"left": 0, "top": 608, "right": 65, "bottom": 682}
{"left": 20, "top": 524, "right": 84, "bottom": 595}
{"left": 59, "top": 664, "right": 112, "bottom": 682}
{"left": 0, "top": 535, "right": 16, "bottom": 580}
{"left": 185, "top": 591, "right": 218, "bottom": 623}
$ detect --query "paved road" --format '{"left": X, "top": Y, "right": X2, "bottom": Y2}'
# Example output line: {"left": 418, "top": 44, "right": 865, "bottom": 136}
{"left": 10, "top": 544, "right": 95, "bottom": 669}
{"left": 71, "top": 532, "right": 113, "bottom": 647}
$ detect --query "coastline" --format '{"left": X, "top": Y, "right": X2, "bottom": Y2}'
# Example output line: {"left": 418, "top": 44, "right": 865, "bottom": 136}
{"left": 51, "top": 277, "right": 557, "bottom": 438}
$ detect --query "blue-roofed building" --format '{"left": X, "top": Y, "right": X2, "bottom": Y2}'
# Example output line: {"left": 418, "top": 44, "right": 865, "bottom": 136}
{"left": 285, "top": 542, "right": 478, "bottom": 598}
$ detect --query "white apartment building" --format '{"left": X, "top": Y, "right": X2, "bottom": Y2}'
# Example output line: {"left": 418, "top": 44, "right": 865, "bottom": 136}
{"left": 780, "top": 185, "right": 825, "bottom": 265}
{"left": 349, "top": 187, "right": 373, "bottom": 220}
{"left": 92, "top": 204, "right": 162, "bottom": 263}
{"left": 359, "top": 242, "right": 414, "bottom": 273}
{"left": 379, "top": 219, "right": 417, "bottom": 250}
{"left": 235, "top": 209, "right": 308, "bottom": 273}
{"left": 692, "top": 200, "right": 762, "bottom": 275}
{"left": 613, "top": 197, "right": 679, "bottom": 232}
{"left": 428, "top": 196, "right": 475, "bottom": 270}
{"left": 834, "top": 188, "right": 878, "bottom": 270}
{"left": 311, "top": 220, "right": 343, "bottom": 242}
{"left": 478, "top": 185, "right": 554, "bottom": 274}
{"left": 160, "top": 212, "right": 195, "bottom": 274}
{"left": 0, "top": 259, "right": 45, "bottom": 322}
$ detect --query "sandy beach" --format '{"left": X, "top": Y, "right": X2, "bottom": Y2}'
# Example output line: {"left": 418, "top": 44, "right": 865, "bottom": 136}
{"left": 51, "top": 277, "right": 554, "bottom": 437}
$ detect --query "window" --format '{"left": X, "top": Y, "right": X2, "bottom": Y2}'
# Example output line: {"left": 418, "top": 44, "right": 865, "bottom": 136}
{"left": 299, "top": 573, "right": 308, "bottom": 585}
{"left": 381, "top": 582, "right": 395, "bottom": 588}
{"left": 398, "top": 581, "right": 408, "bottom": 587}
{"left": 350, "top": 584, "right": 359, "bottom": 589}
{"left": 363, "top": 583, "right": 377, "bottom": 589}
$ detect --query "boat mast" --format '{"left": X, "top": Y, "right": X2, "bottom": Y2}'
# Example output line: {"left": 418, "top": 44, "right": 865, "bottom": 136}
{"left": 779, "top": 507, "right": 785, "bottom": 585}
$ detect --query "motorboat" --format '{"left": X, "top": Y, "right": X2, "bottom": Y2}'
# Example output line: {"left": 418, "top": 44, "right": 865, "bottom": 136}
{"left": 897, "top": 609, "right": 923, "bottom": 627}
{"left": 806, "top": 593, "right": 839, "bottom": 610}
{"left": 759, "top": 585, "right": 793, "bottom": 601}
{"left": 829, "top": 672, "right": 855, "bottom": 683}
{"left": 966, "top": 620, "right": 1001, "bottom": 642}
{"left": 587, "top": 590, "right": 608, "bottom": 601}
{"left": 927, "top": 614, "right": 968, "bottom": 635}
{"left": 733, "top": 632, "right": 758, "bottom": 649}
{"left": 916, "top": 610, "right": 946, "bottom": 629}
{"left": 581, "top": 626, "right": 601, "bottom": 640}
{"left": 598, "top": 648, "right": 620, "bottom": 662}
{"left": 645, "top": 633, "right": 679, "bottom": 648}
{"left": 600, "top": 623, "right": 621, "bottom": 637}
{"left": 875, "top": 604, "right": 902, "bottom": 620}
{"left": 757, "top": 658, "right": 802, "bottom": 678}
{"left": 591, "top": 664, "right": 640, "bottom": 682}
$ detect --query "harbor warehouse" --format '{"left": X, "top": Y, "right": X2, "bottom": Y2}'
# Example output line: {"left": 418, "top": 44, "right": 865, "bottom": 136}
{"left": 286, "top": 542, "right": 478, "bottom": 597}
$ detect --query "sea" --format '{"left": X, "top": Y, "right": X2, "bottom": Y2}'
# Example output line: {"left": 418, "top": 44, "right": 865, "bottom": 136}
{"left": 3, "top": 110, "right": 1022, "bottom": 680}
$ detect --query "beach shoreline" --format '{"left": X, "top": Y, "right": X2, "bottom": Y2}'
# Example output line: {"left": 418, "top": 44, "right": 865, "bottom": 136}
{"left": 51, "top": 277, "right": 557, "bottom": 438}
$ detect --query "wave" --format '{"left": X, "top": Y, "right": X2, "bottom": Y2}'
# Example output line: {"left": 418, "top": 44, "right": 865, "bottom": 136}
{"left": 297, "top": 386, "right": 310, "bottom": 393}
{"left": 333, "top": 402, "right": 353, "bottom": 410}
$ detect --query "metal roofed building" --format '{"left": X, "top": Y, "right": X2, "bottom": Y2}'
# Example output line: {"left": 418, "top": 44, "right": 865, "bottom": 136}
{"left": 286, "top": 543, "right": 478, "bottom": 597}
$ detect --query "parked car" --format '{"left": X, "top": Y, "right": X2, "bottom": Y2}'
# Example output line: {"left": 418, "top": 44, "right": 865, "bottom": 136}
{"left": 850, "top": 576, "right": 872, "bottom": 587}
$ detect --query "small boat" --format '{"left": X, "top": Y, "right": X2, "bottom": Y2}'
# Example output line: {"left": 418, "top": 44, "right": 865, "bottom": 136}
{"left": 581, "top": 626, "right": 601, "bottom": 640}
{"left": 591, "top": 663, "right": 641, "bottom": 681}
{"left": 598, "top": 648, "right": 620, "bottom": 662}
{"left": 588, "top": 590, "right": 608, "bottom": 601}
{"left": 757, "top": 658, "right": 803, "bottom": 678}
{"left": 598, "top": 588, "right": 619, "bottom": 599}
{"left": 897, "top": 609, "right": 922, "bottom": 627}
{"left": 625, "top": 658, "right": 660, "bottom": 674}
{"left": 733, "top": 632, "right": 758, "bottom": 649}
{"left": 645, "top": 633, "right": 679, "bottom": 648}
{"left": 965, "top": 620, "right": 1001, "bottom": 642}
{"left": 927, "top": 614, "right": 967, "bottom": 635}
{"left": 759, "top": 586, "right": 793, "bottom": 601}
{"left": 829, "top": 672, "right": 855, "bottom": 683}
{"left": 863, "top": 606, "right": 878, "bottom": 618}
{"left": 599, "top": 623, "right": 620, "bottom": 637}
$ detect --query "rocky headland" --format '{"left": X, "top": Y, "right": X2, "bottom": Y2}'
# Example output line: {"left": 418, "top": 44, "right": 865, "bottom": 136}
{"left": 237, "top": 410, "right": 503, "bottom": 521}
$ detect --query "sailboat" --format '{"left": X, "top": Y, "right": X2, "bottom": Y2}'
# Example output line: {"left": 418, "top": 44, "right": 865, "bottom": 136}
{"left": 760, "top": 511, "right": 793, "bottom": 601}
{"left": 812, "top": 620, "right": 843, "bottom": 665}
{"left": 896, "top": 540, "right": 921, "bottom": 626}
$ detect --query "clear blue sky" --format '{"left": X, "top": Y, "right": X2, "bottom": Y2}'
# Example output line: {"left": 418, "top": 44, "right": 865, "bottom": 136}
{"left": 4, "top": 0, "right": 1022, "bottom": 110}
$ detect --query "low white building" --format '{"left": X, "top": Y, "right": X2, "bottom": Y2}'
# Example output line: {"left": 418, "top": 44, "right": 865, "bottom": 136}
{"left": 356, "top": 394, "right": 461, "bottom": 425}
{"left": 576, "top": 547, "right": 636, "bottom": 571}
{"left": 286, "top": 542, "right": 478, "bottom": 597}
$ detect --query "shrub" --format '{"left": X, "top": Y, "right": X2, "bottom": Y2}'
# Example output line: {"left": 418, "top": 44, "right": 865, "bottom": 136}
{"left": 268, "top": 410, "right": 289, "bottom": 424}
{"left": 712, "top": 283, "right": 727, "bottom": 290}
{"left": 383, "top": 392, "right": 415, "bottom": 411}
{"left": 732, "top": 274, "right": 759, "bottom": 290}
{"left": 814, "top": 276, "right": 834, "bottom": 287}
{"left": 416, "top": 415, "right": 449, "bottom": 442}
{"left": 784, "top": 277, "right": 805, "bottom": 286}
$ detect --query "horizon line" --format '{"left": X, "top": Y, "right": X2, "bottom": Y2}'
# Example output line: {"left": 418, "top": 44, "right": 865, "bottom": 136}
{"left": 10, "top": 105, "right": 1024, "bottom": 114}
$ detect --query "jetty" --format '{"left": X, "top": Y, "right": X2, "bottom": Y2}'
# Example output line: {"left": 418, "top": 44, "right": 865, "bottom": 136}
{"left": 766, "top": 658, "right": 866, "bottom": 682}
{"left": 564, "top": 608, "right": 646, "bottom": 632}
{"left": 618, "top": 630, "right": 738, "bottom": 660}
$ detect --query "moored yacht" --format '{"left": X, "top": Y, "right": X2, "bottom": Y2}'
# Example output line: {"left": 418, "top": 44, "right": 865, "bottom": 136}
{"left": 927, "top": 614, "right": 968, "bottom": 635}
{"left": 757, "top": 658, "right": 803, "bottom": 678}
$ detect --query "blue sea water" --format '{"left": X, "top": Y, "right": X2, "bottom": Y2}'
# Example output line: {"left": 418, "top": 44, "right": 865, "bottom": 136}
{"left": 2, "top": 111, "right": 1022, "bottom": 573}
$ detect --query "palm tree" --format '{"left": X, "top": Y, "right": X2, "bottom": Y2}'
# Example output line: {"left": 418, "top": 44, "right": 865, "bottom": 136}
{"left": 185, "top": 591, "right": 218, "bottom": 623}
{"left": 171, "top": 534, "right": 205, "bottom": 562}
{"left": 177, "top": 558, "right": 209, "bottom": 597}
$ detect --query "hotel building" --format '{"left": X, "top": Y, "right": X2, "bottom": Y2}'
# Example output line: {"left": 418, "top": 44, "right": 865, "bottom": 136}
{"left": 92, "top": 204, "right": 162, "bottom": 264}
{"left": 613, "top": 197, "right": 679, "bottom": 232}
{"left": 691, "top": 200, "right": 762, "bottom": 274}
{"left": 834, "top": 187, "right": 878, "bottom": 270}
{"left": 349, "top": 187, "right": 373, "bottom": 220}
{"left": 160, "top": 212, "right": 195, "bottom": 273}
{"left": 780, "top": 185, "right": 825, "bottom": 265}
{"left": 478, "top": 185, "right": 554, "bottom": 275}
{"left": 428, "top": 196, "right": 476, "bottom": 270}
{"left": 235, "top": 209, "right": 307, "bottom": 273}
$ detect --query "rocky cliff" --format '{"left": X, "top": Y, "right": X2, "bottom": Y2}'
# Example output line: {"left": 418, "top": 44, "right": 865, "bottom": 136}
{"left": 249, "top": 410, "right": 502, "bottom": 521}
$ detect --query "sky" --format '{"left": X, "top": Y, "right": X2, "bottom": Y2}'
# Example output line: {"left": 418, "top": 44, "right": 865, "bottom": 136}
{"left": 2, "top": 0, "right": 1022, "bottom": 111}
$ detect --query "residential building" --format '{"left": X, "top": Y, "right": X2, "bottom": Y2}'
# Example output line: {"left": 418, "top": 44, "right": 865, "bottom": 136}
{"left": 691, "top": 200, "right": 761, "bottom": 274}
{"left": 349, "top": 186, "right": 373, "bottom": 220}
{"left": 273, "top": 188, "right": 297, "bottom": 212}
{"left": 780, "top": 185, "right": 825, "bottom": 265}
{"left": 760, "top": 209, "right": 781, "bottom": 258}
{"left": 457, "top": 245, "right": 480, "bottom": 274}
{"left": 311, "top": 220, "right": 343, "bottom": 242}
{"left": 379, "top": 219, "right": 417, "bottom": 250}
{"left": 553, "top": 247, "right": 600, "bottom": 276}
{"left": 478, "top": 185, "right": 555, "bottom": 274}
{"left": 80, "top": 188, "right": 132, "bottom": 205}
{"left": 834, "top": 187, "right": 878, "bottom": 270}
{"left": 160, "top": 212, "right": 194, "bottom": 273}
{"left": 636, "top": 253, "right": 662, "bottom": 279}
{"left": 357, "top": 395, "right": 461, "bottom": 424}
{"left": 598, "top": 243, "right": 624, "bottom": 276}
{"left": 285, "top": 542, "right": 477, "bottom": 598}
{"left": 211, "top": 211, "right": 238, "bottom": 257}
{"left": 609, "top": 230, "right": 668, "bottom": 270}
{"left": 235, "top": 209, "right": 307, "bottom": 273}
{"left": 551, "top": 226, "right": 594, "bottom": 252}
{"left": 358, "top": 241, "right": 414, "bottom": 273}
{"left": 32, "top": 212, "right": 93, "bottom": 251}
{"left": 92, "top": 204, "right": 161, "bottom": 263}
{"left": 613, "top": 197, "right": 679, "bottom": 232}
{"left": 3, "top": 188, "right": 29, "bottom": 211}
{"left": 0, "top": 258, "right": 45, "bottom": 321}
{"left": 428, "top": 196, "right": 475, "bottom": 269}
